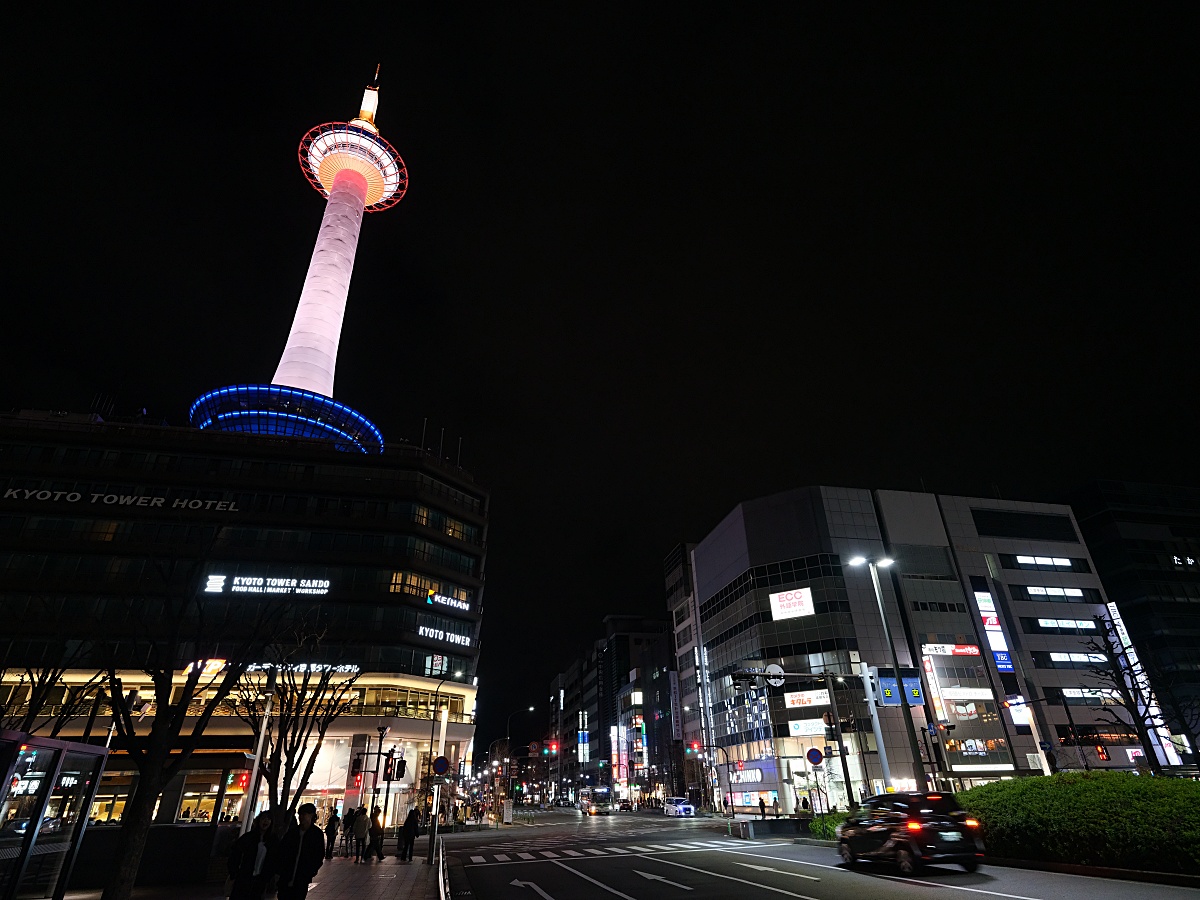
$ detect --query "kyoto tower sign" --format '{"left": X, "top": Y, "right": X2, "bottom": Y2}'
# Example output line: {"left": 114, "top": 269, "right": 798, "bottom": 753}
{"left": 190, "top": 69, "right": 406, "bottom": 452}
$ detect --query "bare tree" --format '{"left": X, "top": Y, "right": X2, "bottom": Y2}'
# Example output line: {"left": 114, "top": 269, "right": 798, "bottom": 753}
{"left": 0, "top": 641, "right": 105, "bottom": 737}
{"left": 226, "top": 625, "right": 361, "bottom": 827}
{"left": 96, "top": 556, "right": 280, "bottom": 900}
{"left": 1082, "top": 614, "right": 1165, "bottom": 775}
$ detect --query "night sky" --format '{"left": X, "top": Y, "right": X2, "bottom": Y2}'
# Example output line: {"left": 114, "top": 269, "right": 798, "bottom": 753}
{"left": 5, "top": 9, "right": 1197, "bottom": 752}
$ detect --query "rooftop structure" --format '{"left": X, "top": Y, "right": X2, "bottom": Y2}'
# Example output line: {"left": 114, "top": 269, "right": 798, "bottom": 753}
{"left": 191, "top": 68, "right": 407, "bottom": 453}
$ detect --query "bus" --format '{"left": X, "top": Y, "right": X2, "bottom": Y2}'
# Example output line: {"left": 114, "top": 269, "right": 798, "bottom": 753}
{"left": 578, "top": 786, "right": 613, "bottom": 816}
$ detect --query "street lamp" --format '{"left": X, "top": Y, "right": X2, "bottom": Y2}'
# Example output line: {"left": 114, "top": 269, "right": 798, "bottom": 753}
{"left": 501, "top": 706, "right": 535, "bottom": 805}
{"left": 425, "top": 670, "right": 464, "bottom": 789}
{"left": 848, "top": 555, "right": 926, "bottom": 788}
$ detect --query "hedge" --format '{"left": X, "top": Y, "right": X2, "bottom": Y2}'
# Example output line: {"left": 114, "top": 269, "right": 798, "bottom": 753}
{"left": 957, "top": 770, "right": 1200, "bottom": 872}
{"left": 808, "top": 810, "right": 850, "bottom": 841}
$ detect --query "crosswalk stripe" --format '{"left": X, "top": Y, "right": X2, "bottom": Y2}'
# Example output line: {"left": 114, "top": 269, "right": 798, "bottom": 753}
{"left": 644, "top": 844, "right": 674, "bottom": 850}
{"left": 585, "top": 849, "right": 607, "bottom": 856}
{"left": 540, "top": 851, "right": 560, "bottom": 858}
{"left": 470, "top": 856, "right": 485, "bottom": 863}
{"left": 626, "top": 846, "right": 652, "bottom": 852}
{"left": 517, "top": 852, "right": 536, "bottom": 859}
{"left": 562, "top": 850, "right": 584, "bottom": 857}
{"left": 494, "top": 854, "right": 510, "bottom": 861}
{"left": 608, "top": 847, "right": 630, "bottom": 854}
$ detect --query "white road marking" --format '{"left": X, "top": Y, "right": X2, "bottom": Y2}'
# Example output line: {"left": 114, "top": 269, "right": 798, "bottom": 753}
{"left": 651, "top": 857, "right": 822, "bottom": 900}
{"left": 585, "top": 849, "right": 607, "bottom": 856}
{"left": 735, "top": 862, "right": 820, "bottom": 882}
{"left": 608, "top": 847, "right": 630, "bottom": 853}
{"left": 626, "top": 846, "right": 653, "bottom": 852}
{"left": 876, "top": 873, "right": 1046, "bottom": 900}
{"left": 540, "top": 851, "right": 561, "bottom": 858}
{"left": 494, "top": 853, "right": 511, "bottom": 861}
{"left": 562, "top": 850, "right": 584, "bottom": 857}
{"left": 644, "top": 844, "right": 675, "bottom": 851}
{"left": 634, "top": 869, "right": 693, "bottom": 890}
{"left": 552, "top": 861, "right": 640, "bottom": 900}
{"left": 517, "top": 852, "right": 536, "bottom": 859}
{"left": 470, "top": 855, "right": 485, "bottom": 863}
{"left": 510, "top": 878, "right": 557, "bottom": 900}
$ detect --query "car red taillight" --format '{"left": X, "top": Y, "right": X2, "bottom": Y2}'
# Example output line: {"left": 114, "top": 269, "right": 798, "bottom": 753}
{"left": 906, "top": 821, "right": 922, "bottom": 832}
{"left": 965, "top": 818, "right": 979, "bottom": 828}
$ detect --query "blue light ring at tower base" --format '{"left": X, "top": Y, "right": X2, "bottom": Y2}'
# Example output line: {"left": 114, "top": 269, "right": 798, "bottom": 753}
{"left": 189, "top": 384, "right": 384, "bottom": 454}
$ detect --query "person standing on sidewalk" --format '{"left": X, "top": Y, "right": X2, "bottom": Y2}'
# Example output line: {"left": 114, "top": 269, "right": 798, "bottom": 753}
{"left": 399, "top": 808, "right": 419, "bottom": 862}
{"left": 269, "top": 803, "right": 324, "bottom": 900}
{"left": 758, "top": 796, "right": 767, "bottom": 820}
{"left": 227, "top": 812, "right": 276, "bottom": 900}
{"left": 352, "top": 806, "right": 370, "bottom": 862}
{"left": 368, "top": 806, "right": 385, "bottom": 861}
{"left": 772, "top": 797, "right": 780, "bottom": 819}
{"left": 323, "top": 808, "right": 340, "bottom": 860}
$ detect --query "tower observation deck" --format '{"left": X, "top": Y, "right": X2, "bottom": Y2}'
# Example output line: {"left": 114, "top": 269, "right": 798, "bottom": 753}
{"left": 190, "top": 70, "right": 406, "bottom": 453}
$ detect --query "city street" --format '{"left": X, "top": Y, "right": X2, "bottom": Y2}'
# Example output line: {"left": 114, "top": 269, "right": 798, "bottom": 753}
{"left": 444, "top": 810, "right": 1199, "bottom": 900}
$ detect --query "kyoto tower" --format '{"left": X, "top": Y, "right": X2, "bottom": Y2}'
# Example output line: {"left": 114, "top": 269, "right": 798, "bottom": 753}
{"left": 189, "top": 69, "right": 407, "bottom": 452}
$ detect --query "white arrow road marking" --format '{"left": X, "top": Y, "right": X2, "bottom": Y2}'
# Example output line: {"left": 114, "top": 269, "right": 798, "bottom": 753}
{"left": 875, "top": 874, "right": 1045, "bottom": 900}
{"left": 551, "top": 861, "right": 639, "bottom": 900}
{"left": 735, "top": 863, "right": 820, "bottom": 881}
{"left": 510, "top": 879, "right": 556, "bottom": 900}
{"left": 650, "top": 857, "right": 822, "bottom": 900}
{"left": 634, "top": 869, "right": 693, "bottom": 890}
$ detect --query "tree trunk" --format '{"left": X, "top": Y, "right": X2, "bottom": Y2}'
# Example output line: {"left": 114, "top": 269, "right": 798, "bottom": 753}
{"left": 100, "top": 769, "right": 164, "bottom": 900}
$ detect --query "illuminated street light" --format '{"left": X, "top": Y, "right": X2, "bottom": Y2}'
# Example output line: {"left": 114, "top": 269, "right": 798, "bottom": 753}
{"left": 848, "top": 554, "right": 924, "bottom": 787}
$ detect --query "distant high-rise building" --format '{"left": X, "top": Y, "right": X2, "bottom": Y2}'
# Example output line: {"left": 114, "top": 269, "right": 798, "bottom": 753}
{"left": 1072, "top": 480, "right": 1200, "bottom": 764}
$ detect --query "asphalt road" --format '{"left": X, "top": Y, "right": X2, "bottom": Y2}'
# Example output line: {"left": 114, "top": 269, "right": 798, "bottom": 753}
{"left": 442, "top": 810, "right": 1199, "bottom": 900}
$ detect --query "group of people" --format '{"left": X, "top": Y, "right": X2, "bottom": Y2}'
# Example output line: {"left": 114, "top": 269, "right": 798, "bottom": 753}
{"left": 226, "top": 804, "right": 326, "bottom": 900}
{"left": 227, "top": 802, "right": 427, "bottom": 898}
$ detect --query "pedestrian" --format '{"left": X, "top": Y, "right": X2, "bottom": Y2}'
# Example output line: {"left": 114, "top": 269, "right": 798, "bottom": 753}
{"left": 323, "top": 808, "right": 340, "bottom": 860}
{"left": 227, "top": 811, "right": 276, "bottom": 900}
{"left": 340, "top": 807, "right": 355, "bottom": 857}
{"left": 801, "top": 796, "right": 810, "bottom": 813}
{"left": 368, "top": 806, "right": 385, "bottom": 861}
{"left": 772, "top": 797, "right": 780, "bottom": 819}
{"left": 352, "top": 806, "right": 369, "bottom": 862}
{"left": 269, "top": 802, "right": 324, "bottom": 900}
{"left": 758, "top": 797, "right": 767, "bottom": 820}
{"left": 399, "top": 807, "right": 419, "bottom": 862}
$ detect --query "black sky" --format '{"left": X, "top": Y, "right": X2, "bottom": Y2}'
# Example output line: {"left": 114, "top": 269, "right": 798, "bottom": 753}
{"left": 5, "top": 8, "right": 1197, "bottom": 752}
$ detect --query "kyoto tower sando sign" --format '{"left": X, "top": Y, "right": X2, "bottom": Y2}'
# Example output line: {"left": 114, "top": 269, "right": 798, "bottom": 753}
{"left": 190, "top": 67, "right": 407, "bottom": 453}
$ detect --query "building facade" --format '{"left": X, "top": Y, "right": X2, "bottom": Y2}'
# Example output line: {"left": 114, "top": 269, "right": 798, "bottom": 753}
{"left": 686, "top": 486, "right": 1175, "bottom": 816}
{"left": 0, "top": 409, "right": 487, "bottom": 824}
{"left": 1071, "top": 480, "right": 1200, "bottom": 764}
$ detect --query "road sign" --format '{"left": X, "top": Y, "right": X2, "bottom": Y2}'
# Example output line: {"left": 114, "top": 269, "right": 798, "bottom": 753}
{"left": 764, "top": 664, "right": 786, "bottom": 688}
{"left": 1038, "top": 741, "right": 1052, "bottom": 752}
{"left": 806, "top": 747, "right": 824, "bottom": 766}
{"left": 529, "top": 741, "right": 540, "bottom": 754}
{"left": 432, "top": 755, "right": 451, "bottom": 776}
{"left": 927, "top": 722, "right": 937, "bottom": 737}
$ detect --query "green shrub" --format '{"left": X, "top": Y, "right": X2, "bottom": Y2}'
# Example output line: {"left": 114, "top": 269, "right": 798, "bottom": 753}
{"left": 958, "top": 771, "right": 1200, "bottom": 872}
{"left": 808, "top": 810, "right": 850, "bottom": 841}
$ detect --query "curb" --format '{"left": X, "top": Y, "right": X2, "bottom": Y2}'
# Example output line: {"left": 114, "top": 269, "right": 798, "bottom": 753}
{"left": 791, "top": 838, "right": 1199, "bottom": 888}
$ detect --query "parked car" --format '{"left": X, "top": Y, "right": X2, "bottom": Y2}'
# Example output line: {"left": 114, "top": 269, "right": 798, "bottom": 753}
{"left": 663, "top": 797, "right": 694, "bottom": 817}
{"left": 3, "top": 817, "right": 62, "bottom": 836}
{"left": 836, "top": 792, "right": 983, "bottom": 874}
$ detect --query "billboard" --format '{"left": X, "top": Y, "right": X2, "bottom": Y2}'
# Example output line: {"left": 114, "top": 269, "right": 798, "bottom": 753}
{"left": 769, "top": 587, "right": 814, "bottom": 621}
{"left": 788, "top": 719, "right": 826, "bottom": 737}
{"left": 784, "top": 689, "right": 830, "bottom": 708}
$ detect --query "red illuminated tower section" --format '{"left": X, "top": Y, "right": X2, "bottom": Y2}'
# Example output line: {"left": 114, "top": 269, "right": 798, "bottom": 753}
{"left": 190, "top": 70, "right": 407, "bottom": 453}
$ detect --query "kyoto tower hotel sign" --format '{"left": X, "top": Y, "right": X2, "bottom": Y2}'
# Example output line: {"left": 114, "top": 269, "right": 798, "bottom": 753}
{"left": 190, "top": 70, "right": 407, "bottom": 452}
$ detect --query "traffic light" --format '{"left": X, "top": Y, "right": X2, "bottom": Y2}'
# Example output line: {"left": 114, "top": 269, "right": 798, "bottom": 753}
{"left": 351, "top": 755, "right": 362, "bottom": 776}
{"left": 354, "top": 773, "right": 362, "bottom": 788}
{"left": 550, "top": 742, "right": 558, "bottom": 754}
{"left": 542, "top": 747, "right": 549, "bottom": 756}
{"left": 396, "top": 758, "right": 407, "bottom": 779}
{"left": 822, "top": 711, "right": 837, "bottom": 742}
{"left": 384, "top": 756, "right": 395, "bottom": 781}
{"left": 1096, "top": 745, "right": 1109, "bottom": 761}
{"left": 686, "top": 741, "right": 700, "bottom": 754}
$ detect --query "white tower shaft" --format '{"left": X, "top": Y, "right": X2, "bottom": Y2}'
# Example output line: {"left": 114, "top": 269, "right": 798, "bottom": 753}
{"left": 272, "top": 168, "right": 369, "bottom": 396}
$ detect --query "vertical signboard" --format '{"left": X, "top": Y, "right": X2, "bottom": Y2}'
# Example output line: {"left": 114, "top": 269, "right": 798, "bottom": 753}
{"left": 668, "top": 671, "right": 683, "bottom": 741}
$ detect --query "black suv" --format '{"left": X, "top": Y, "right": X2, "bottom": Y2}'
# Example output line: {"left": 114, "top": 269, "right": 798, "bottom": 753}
{"left": 836, "top": 792, "right": 983, "bottom": 874}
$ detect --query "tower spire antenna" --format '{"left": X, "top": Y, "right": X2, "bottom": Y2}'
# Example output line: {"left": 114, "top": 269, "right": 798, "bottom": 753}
{"left": 373, "top": 62, "right": 381, "bottom": 85}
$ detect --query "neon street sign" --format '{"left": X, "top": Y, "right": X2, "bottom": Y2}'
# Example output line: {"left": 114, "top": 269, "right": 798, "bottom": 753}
{"left": 205, "top": 575, "right": 330, "bottom": 595}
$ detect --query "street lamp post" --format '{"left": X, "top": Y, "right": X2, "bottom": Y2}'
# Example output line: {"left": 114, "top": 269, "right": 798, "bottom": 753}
{"left": 502, "top": 706, "right": 535, "bottom": 809}
{"left": 423, "top": 670, "right": 461, "bottom": 866}
{"left": 849, "top": 555, "right": 927, "bottom": 788}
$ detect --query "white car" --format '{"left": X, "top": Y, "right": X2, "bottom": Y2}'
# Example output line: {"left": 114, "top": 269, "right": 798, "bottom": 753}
{"left": 663, "top": 797, "right": 694, "bottom": 817}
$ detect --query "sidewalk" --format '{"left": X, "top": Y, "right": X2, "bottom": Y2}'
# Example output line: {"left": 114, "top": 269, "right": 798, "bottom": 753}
{"left": 66, "top": 852, "right": 440, "bottom": 900}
